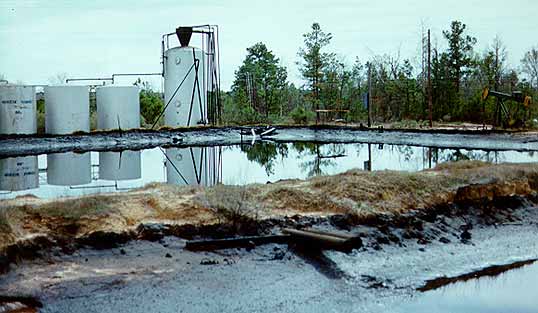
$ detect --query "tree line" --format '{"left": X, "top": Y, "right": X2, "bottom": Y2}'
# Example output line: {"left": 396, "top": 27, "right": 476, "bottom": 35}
{"left": 4, "top": 21, "right": 537, "bottom": 128}
{"left": 223, "top": 21, "right": 538, "bottom": 127}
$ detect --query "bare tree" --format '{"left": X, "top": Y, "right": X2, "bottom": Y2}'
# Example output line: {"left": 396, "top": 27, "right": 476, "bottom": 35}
{"left": 48, "top": 72, "right": 69, "bottom": 85}
{"left": 386, "top": 49, "right": 402, "bottom": 80}
{"left": 491, "top": 36, "right": 507, "bottom": 88}
{"left": 521, "top": 46, "right": 538, "bottom": 88}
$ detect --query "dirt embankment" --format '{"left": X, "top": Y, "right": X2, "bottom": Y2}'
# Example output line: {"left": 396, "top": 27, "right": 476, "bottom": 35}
{"left": 0, "top": 161, "right": 537, "bottom": 254}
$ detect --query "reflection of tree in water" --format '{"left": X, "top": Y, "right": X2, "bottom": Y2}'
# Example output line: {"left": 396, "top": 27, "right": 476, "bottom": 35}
{"left": 354, "top": 143, "right": 416, "bottom": 170}
{"left": 394, "top": 145, "right": 414, "bottom": 162}
{"left": 240, "top": 142, "right": 288, "bottom": 175}
{"left": 292, "top": 143, "right": 346, "bottom": 177}
{"left": 433, "top": 148, "right": 504, "bottom": 164}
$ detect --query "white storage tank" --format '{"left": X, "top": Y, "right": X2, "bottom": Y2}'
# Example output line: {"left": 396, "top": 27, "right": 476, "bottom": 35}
{"left": 96, "top": 86, "right": 140, "bottom": 130}
{"left": 0, "top": 156, "right": 39, "bottom": 191}
{"left": 0, "top": 85, "right": 37, "bottom": 135}
{"left": 45, "top": 85, "right": 90, "bottom": 134}
{"left": 47, "top": 152, "right": 91, "bottom": 186}
{"left": 164, "top": 46, "right": 206, "bottom": 127}
{"left": 99, "top": 150, "right": 141, "bottom": 181}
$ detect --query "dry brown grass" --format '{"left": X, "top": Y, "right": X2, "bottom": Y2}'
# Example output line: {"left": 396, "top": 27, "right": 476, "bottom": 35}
{"left": 1, "top": 161, "right": 538, "bottom": 250}
{"left": 0, "top": 210, "right": 14, "bottom": 245}
{"left": 433, "top": 160, "right": 489, "bottom": 171}
{"left": 35, "top": 195, "right": 117, "bottom": 220}
{"left": 199, "top": 185, "right": 261, "bottom": 223}
{"left": 261, "top": 187, "right": 348, "bottom": 214}
{"left": 304, "top": 169, "right": 462, "bottom": 215}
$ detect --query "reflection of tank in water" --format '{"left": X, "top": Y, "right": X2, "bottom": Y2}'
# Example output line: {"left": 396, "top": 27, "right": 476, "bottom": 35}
{"left": 47, "top": 152, "right": 91, "bottom": 186}
{"left": 99, "top": 151, "right": 141, "bottom": 181}
{"left": 165, "top": 147, "right": 221, "bottom": 186}
{"left": 0, "top": 156, "right": 39, "bottom": 191}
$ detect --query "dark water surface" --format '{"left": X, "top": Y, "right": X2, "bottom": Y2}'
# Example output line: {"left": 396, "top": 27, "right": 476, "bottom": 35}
{"left": 1, "top": 142, "right": 537, "bottom": 199}
{"left": 397, "top": 262, "right": 538, "bottom": 313}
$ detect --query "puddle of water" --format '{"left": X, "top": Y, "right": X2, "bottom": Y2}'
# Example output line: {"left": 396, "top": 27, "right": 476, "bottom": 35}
{"left": 397, "top": 262, "right": 538, "bottom": 313}
{"left": 1, "top": 142, "right": 537, "bottom": 200}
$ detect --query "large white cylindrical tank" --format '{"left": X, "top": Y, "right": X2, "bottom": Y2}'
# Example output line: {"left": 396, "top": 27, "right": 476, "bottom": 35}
{"left": 99, "top": 150, "right": 141, "bottom": 181}
{"left": 0, "top": 85, "right": 37, "bottom": 135}
{"left": 96, "top": 86, "right": 140, "bottom": 130}
{"left": 45, "top": 86, "right": 90, "bottom": 134}
{"left": 0, "top": 156, "right": 39, "bottom": 191}
{"left": 164, "top": 46, "right": 206, "bottom": 127}
{"left": 47, "top": 152, "right": 91, "bottom": 186}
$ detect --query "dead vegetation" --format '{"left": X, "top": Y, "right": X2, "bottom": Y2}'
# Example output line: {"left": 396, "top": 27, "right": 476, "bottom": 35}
{"left": 199, "top": 185, "right": 261, "bottom": 224}
{"left": 0, "top": 210, "right": 14, "bottom": 245}
{"left": 0, "top": 161, "right": 537, "bottom": 251}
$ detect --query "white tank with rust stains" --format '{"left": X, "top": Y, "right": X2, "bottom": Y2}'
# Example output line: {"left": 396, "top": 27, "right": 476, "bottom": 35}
{"left": 164, "top": 46, "right": 206, "bottom": 127}
{"left": 0, "top": 85, "right": 37, "bottom": 135}
{"left": 99, "top": 150, "right": 141, "bottom": 181}
{"left": 47, "top": 152, "right": 91, "bottom": 186}
{"left": 96, "top": 86, "right": 140, "bottom": 130}
{"left": 45, "top": 85, "right": 90, "bottom": 134}
{"left": 0, "top": 156, "right": 39, "bottom": 191}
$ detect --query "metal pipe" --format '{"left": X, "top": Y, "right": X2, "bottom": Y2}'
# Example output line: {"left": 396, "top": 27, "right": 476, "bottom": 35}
{"left": 111, "top": 73, "right": 162, "bottom": 84}
{"left": 69, "top": 184, "right": 116, "bottom": 189}
{"left": 186, "top": 235, "right": 290, "bottom": 251}
{"left": 283, "top": 228, "right": 362, "bottom": 251}
{"left": 282, "top": 228, "right": 347, "bottom": 245}
{"left": 300, "top": 228, "right": 356, "bottom": 240}
{"left": 69, "top": 181, "right": 134, "bottom": 191}
{"left": 65, "top": 77, "right": 113, "bottom": 84}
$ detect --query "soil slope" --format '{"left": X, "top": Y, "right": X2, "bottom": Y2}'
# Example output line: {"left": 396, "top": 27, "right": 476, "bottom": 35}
{"left": 1, "top": 161, "right": 537, "bottom": 251}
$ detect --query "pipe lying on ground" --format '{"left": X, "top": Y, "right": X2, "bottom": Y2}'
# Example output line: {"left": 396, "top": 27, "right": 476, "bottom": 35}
{"left": 184, "top": 229, "right": 362, "bottom": 252}
{"left": 299, "top": 228, "right": 357, "bottom": 240}
{"left": 185, "top": 235, "right": 290, "bottom": 251}
{"left": 282, "top": 228, "right": 362, "bottom": 252}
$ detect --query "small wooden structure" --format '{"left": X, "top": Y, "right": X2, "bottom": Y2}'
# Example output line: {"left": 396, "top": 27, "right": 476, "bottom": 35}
{"left": 315, "top": 109, "right": 350, "bottom": 124}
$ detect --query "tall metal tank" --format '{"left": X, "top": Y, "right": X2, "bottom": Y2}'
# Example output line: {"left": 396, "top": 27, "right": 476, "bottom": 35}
{"left": 96, "top": 86, "right": 140, "bottom": 130}
{"left": 0, "top": 156, "right": 39, "bottom": 191}
{"left": 165, "top": 147, "right": 220, "bottom": 186}
{"left": 47, "top": 152, "right": 91, "bottom": 186}
{"left": 0, "top": 85, "right": 37, "bottom": 135}
{"left": 99, "top": 150, "right": 141, "bottom": 181}
{"left": 45, "top": 85, "right": 90, "bottom": 134}
{"left": 164, "top": 32, "right": 206, "bottom": 127}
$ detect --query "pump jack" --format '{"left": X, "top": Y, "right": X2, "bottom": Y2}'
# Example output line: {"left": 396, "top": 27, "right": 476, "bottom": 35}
{"left": 482, "top": 87, "right": 532, "bottom": 128}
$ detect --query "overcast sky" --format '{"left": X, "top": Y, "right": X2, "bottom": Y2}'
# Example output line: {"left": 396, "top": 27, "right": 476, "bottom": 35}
{"left": 1, "top": 0, "right": 536, "bottom": 90}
